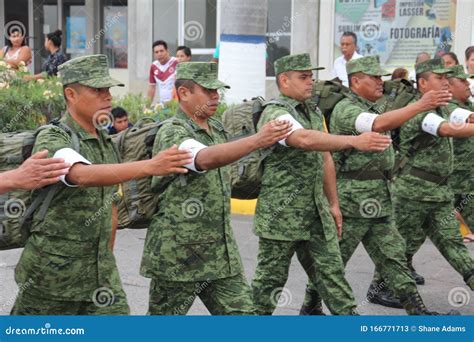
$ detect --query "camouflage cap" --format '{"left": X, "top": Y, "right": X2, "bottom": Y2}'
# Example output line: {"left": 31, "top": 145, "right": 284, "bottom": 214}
{"left": 274, "top": 53, "right": 324, "bottom": 75}
{"left": 176, "top": 62, "right": 230, "bottom": 89}
{"left": 446, "top": 65, "right": 474, "bottom": 79}
{"left": 415, "top": 58, "right": 451, "bottom": 76}
{"left": 346, "top": 55, "right": 390, "bottom": 76}
{"left": 58, "top": 54, "right": 124, "bottom": 88}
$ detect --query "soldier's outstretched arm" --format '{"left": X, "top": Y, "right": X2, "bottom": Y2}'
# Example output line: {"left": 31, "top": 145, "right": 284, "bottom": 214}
{"left": 193, "top": 120, "right": 292, "bottom": 171}
{"left": 370, "top": 90, "right": 451, "bottom": 132}
{"left": 61, "top": 145, "right": 192, "bottom": 187}
{"left": 438, "top": 121, "right": 474, "bottom": 137}
{"left": 285, "top": 128, "right": 391, "bottom": 152}
{"left": 0, "top": 150, "right": 70, "bottom": 194}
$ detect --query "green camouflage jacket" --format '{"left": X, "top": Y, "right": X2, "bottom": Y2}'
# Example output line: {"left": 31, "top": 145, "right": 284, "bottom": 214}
{"left": 330, "top": 92, "right": 394, "bottom": 218}
{"left": 253, "top": 94, "right": 336, "bottom": 241}
{"left": 140, "top": 109, "right": 244, "bottom": 282}
{"left": 392, "top": 95, "right": 454, "bottom": 202}
{"left": 15, "top": 112, "right": 122, "bottom": 301}
{"left": 447, "top": 99, "right": 474, "bottom": 194}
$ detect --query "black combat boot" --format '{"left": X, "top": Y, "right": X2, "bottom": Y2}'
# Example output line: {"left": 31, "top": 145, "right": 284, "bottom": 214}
{"left": 407, "top": 258, "right": 425, "bottom": 285}
{"left": 366, "top": 281, "right": 403, "bottom": 308}
{"left": 400, "top": 293, "right": 460, "bottom": 315}
{"left": 299, "top": 288, "right": 326, "bottom": 315}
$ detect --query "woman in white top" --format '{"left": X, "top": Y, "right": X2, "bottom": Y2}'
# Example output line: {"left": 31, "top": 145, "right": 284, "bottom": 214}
{"left": 1, "top": 28, "right": 32, "bottom": 69}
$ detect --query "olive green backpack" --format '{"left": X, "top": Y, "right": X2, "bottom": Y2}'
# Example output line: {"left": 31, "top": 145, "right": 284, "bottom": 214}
{"left": 311, "top": 78, "right": 351, "bottom": 131}
{"left": 112, "top": 117, "right": 196, "bottom": 229}
{"left": 376, "top": 79, "right": 418, "bottom": 151}
{"left": 0, "top": 121, "right": 79, "bottom": 250}
{"left": 221, "top": 97, "right": 299, "bottom": 199}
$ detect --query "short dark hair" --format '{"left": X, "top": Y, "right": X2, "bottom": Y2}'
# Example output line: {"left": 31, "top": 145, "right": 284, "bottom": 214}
{"left": 153, "top": 40, "right": 168, "bottom": 50}
{"left": 348, "top": 72, "right": 364, "bottom": 88}
{"left": 275, "top": 71, "right": 291, "bottom": 89}
{"left": 111, "top": 107, "right": 128, "bottom": 119}
{"left": 177, "top": 45, "right": 192, "bottom": 57}
{"left": 442, "top": 51, "right": 459, "bottom": 65}
{"left": 341, "top": 31, "right": 357, "bottom": 45}
{"left": 47, "top": 29, "right": 62, "bottom": 48}
{"left": 416, "top": 71, "right": 430, "bottom": 89}
{"left": 175, "top": 79, "right": 196, "bottom": 100}
{"left": 62, "top": 83, "right": 81, "bottom": 103}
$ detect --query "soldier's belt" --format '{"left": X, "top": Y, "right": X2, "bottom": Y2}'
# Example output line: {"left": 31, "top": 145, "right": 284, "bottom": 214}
{"left": 338, "top": 170, "right": 391, "bottom": 181}
{"left": 408, "top": 167, "right": 448, "bottom": 185}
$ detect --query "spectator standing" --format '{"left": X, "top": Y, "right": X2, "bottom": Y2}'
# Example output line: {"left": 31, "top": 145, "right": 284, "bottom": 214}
{"left": 24, "top": 29, "right": 67, "bottom": 81}
{"left": 147, "top": 40, "right": 178, "bottom": 105}
{"left": 1, "top": 27, "right": 32, "bottom": 69}
{"left": 332, "top": 32, "right": 363, "bottom": 86}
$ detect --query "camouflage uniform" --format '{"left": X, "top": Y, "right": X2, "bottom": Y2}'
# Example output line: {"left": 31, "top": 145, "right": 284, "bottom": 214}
{"left": 303, "top": 56, "right": 428, "bottom": 314}
{"left": 446, "top": 66, "right": 474, "bottom": 230}
{"left": 12, "top": 55, "right": 129, "bottom": 315}
{"left": 391, "top": 59, "right": 474, "bottom": 290}
{"left": 251, "top": 54, "right": 357, "bottom": 315}
{"left": 140, "top": 62, "right": 255, "bottom": 315}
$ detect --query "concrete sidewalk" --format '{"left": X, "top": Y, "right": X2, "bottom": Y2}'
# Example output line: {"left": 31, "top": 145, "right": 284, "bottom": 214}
{"left": 1, "top": 214, "right": 473, "bottom": 315}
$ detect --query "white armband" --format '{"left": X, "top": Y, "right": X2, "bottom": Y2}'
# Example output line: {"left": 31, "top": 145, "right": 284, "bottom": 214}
{"left": 178, "top": 139, "right": 207, "bottom": 173}
{"left": 450, "top": 108, "right": 472, "bottom": 125}
{"left": 53, "top": 148, "right": 91, "bottom": 187}
{"left": 421, "top": 113, "right": 446, "bottom": 136}
{"left": 276, "top": 114, "right": 304, "bottom": 147}
{"left": 355, "top": 112, "right": 378, "bottom": 133}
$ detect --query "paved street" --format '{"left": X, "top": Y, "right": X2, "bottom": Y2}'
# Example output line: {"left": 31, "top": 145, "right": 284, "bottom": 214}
{"left": 1, "top": 214, "right": 473, "bottom": 315}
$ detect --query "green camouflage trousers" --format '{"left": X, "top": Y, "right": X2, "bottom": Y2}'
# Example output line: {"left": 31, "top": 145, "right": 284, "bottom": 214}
{"left": 251, "top": 218, "right": 357, "bottom": 315}
{"left": 393, "top": 196, "right": 474, "bottom": 289}
{"left": 455, "top": 193, "right": 474, "bottom": 229}
{"left": 304, "top": 216, "right": 419, "bottom": 306}
{"left": 11, "top": 289, "right": 129, "bottom": 315}
{"left": 148, "top": 273, "right": 256, "bottom": 315}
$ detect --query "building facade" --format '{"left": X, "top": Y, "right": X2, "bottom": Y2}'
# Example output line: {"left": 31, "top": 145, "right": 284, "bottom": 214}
{"left": 1, "top": 0, "right": 474, "bottom": 100}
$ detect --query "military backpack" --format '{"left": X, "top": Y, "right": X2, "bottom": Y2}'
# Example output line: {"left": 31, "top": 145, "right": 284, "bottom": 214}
{"left": 311, "top": 78, "right": 351, "bottom": 130}
{"left": 376, "top": 79, "right": 418, "bottom": 151}
{"left": 112, "top": 117, "right": 196, "bottom": 229}
{"left": 221, "top": 97, "right": 300, "bottom": 199}
{"left": 0, "top": 120, "right": 79, "bottom": 250}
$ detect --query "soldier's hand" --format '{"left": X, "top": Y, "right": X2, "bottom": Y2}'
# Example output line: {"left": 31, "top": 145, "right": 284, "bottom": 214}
{"left": 255, "top": 119, "right": 293, "bottom": 148}
{"left": 329, "top": 204, "right": 343, "bottom": 240}
{"left": 418, "top": 90, "right": 452, "bottom": 110}
{"left": 353, "top": 132, "right": 391, "bottom": 152}
{"left": 14, "top": 150, "right": 70, "bottom": 190}
{"left": 149, "top": 145, "right": 193, "bottom": 176}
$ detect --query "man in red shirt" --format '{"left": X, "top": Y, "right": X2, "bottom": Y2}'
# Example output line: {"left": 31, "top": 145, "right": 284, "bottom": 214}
{"left": 147, "top": 40, "right": 178, "bottom": 105}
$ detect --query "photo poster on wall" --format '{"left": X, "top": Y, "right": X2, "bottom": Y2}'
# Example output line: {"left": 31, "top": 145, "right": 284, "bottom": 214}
{"left": 334, "top": 0, "right": 457, "bottom": 72}
{"left": 66, "top": 16, "right": 87, "bottom": 54}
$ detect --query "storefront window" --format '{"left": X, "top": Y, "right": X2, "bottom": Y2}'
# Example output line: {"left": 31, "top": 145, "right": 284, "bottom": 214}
{"left": 32, "top": 0, "right": 59, "bottom": 74}
{"left": 266, "top": 0, "right": 292, "bottom": 77}
{"left": 153, "top": 0, "right": 179, "bottom": 57}
{"left": 102, "top": 0, "right": 128, "bottom": 68}
{"left": 63, "top": 0, "right": 87, "bottom": 60}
